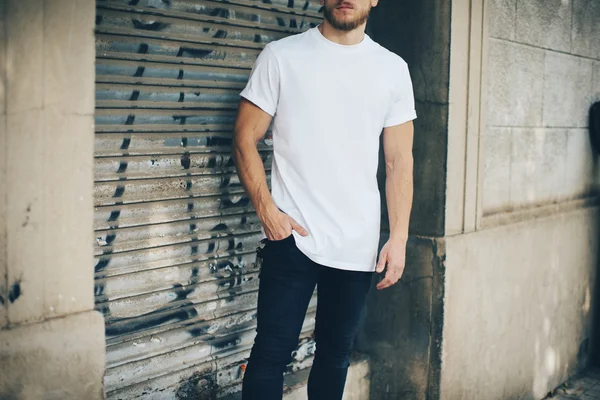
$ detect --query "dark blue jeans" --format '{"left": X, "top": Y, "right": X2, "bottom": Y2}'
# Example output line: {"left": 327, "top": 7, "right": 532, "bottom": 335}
{"left": 242, "top": 235, "right": 373, "bottom": 400}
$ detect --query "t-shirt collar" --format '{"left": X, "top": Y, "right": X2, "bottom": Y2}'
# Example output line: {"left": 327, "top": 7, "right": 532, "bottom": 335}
{"left": 311, "top": 25, "right": 370, "bottom": 51}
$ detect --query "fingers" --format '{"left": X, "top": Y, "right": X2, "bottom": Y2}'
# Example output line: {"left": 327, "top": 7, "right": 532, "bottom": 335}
{"left": 376, "top": 269, "right": 400, "bottom": 290}
{"left": 376, "top": 261, "right": 405, "bottom": 290}
{"left": 289, "top": 216, "right": 309, "bottom": 237}
{"left": 376, "top": 250, "right": 387, "bottom": 273}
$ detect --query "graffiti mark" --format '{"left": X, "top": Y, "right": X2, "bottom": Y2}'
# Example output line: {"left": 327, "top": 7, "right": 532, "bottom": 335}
{"left": 113, "top": 185, "right": 125, "bottom": 198}
{"left": 95, "top": 283, "right": 105, "bottom": 297}
{"left": 181, "top": 154, "right": 191, "bottom": 170}
{"left": 173, "top": 115, "right": 187, "bottom": 125}
{"left": 22, "top": 204, "right": 32, "bottom": 227}
{"left": 219, "top": 176, "right": 231, "bottom": 189}
{"left": 105, "top": 306, "right": 199, "bottom": 336}
{"left": 108, "top": 210, "right": 121, "bottom": 222}
{"left": 125, "top": 115, "right": 135, "bottom": 125}
{"left": 206, "top": 137, "right": 231, "bottom": 147}
{"left": 214, "top": 30, "right": 227, "bottom": 39}
{"left": 176, "top": 47, "right": 213, "bottom": 59}
{"left": 221, "top": 197, "right": 250, "bottom": 208}
{"left": 132, "top": 20, "right": 170, "bottom": 31}
{"left": 105, "top": 234, "right": 117, "bottom": 245}
{"left": 129, "top": 90, "right": 140, "bottom": 101}
{"left": 101, "top": 269, "right": 204, "bottom": 335}
{"left": 133, "top": 66, "right": 146, "bottom": 78}
{"left": 211, "top": 335, "right": 242, "bottom": 351}
{"left": 188, "top": 326, "right": 206, "bottom": 337}
{"left": 120, "top": 138, "right": 131, "bottom": 150}
{"left": 8, "top": 280, "right": 21, "bottom": 303}
{"left": 117, "top": 162, "right": 128, "bottom": 174}
{"left": 95, "top": 259, "right": 110, "bottom": 273}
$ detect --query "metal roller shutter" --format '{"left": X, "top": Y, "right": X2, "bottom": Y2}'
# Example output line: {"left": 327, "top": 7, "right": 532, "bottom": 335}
{"left": 93, "top": 1, "right": 322, "bottom": 397}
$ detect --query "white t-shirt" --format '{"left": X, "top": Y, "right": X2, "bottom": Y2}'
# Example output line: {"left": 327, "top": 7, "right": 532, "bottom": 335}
{"left": 240, "top": 27, "right": 416, "bottom": 272}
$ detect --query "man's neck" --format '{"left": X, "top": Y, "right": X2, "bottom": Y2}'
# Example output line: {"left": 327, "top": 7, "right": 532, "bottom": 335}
{"left": 318, "top": 21, "right": 366, "bottom": 46}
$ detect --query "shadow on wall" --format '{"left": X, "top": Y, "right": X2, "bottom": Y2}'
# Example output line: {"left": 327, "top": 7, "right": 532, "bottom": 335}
{"left": 590, "top": 101, "right": 600, "bottom": 367}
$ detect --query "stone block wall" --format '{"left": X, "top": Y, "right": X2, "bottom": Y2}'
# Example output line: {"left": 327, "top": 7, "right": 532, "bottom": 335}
{"left": 442, "top": 207, "right": 599, "bottom": 399}
{"left": 0, "top": 1, "right": 106, "bottom": 398}
{"left": 483, "top": 0, "right": 600, "bottom": 214}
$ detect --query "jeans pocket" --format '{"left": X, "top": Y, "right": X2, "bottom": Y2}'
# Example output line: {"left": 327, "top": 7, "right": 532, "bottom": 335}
{"left": 267, "top": 233, "right": 293, "bottom": 244}
{"left": 256, "top": 235, "right": 296, "bottom": 278}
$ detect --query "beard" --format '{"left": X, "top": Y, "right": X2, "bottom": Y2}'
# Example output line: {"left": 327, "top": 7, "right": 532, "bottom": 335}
{"left": 323, "top": 2, "right": 371, "bottom": 31}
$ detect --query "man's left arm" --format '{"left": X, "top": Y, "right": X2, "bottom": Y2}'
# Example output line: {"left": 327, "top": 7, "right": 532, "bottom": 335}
{"left": 376, "top": 120, "right": 414, "bottom": 290}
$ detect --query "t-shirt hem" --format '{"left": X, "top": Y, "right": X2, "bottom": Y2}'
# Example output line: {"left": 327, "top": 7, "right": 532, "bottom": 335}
{"left": 240, "top": 91, "right": 276, "bottom": 117}
{"left": 294, "top": 239, "right": 376, "bottom": 272}
{"left": 383, "top": 110, "right": 417, "bottom": 128}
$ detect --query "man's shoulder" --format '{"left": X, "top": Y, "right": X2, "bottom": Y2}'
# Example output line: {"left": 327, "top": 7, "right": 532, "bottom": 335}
{"left": 264, "top": 29, "right": 312, "bottom": 56}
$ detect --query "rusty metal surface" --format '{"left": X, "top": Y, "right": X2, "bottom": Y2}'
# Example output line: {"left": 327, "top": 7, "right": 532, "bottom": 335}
{"left": 94, "top": 0, "right": 322, "bottom": 397}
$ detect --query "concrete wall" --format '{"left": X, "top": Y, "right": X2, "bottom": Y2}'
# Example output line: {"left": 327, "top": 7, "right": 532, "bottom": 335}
{"left": 441, "top": 207, "right": 598, "bottom": 399}
{"left": 439, "top": 1, "right": 600, "bottom": 399}
{"left": 0, "top": 0, "right": 105, "bottom": 398}
{"left": 358, "top": 235, "right": 445, "bottom": 400}
{"left": 483, "top": 0, "right": 600, "bottom": 214}
{"left": 368, "top": 0, "right": 451, "bottom": 237}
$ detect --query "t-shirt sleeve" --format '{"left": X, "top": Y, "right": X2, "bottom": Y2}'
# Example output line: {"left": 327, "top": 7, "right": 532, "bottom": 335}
{"left": 239, "top": 45, "right": 280, "bottom": 117}
{"left": 383, "top": 61, "right": 417, "bottom": 128}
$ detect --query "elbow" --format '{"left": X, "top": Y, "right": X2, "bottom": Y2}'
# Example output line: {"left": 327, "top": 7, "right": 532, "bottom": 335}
{"left": 385, "top": 155, "right": 413, "bottom": 175}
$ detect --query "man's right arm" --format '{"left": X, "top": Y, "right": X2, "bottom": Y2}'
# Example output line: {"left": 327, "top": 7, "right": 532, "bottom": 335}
{"left": 232, "top": 98, "right": 308, "bottom": 240}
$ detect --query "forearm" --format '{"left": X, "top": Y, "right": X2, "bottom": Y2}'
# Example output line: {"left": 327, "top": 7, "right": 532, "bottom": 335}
{"left": 385, "top": 159, "right": 413, "bottom": 242}
{"left": 232, "top": 135, "right": 277, "bottom": 220}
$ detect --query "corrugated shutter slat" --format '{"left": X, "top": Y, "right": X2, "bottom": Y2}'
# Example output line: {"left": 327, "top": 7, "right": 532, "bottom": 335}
{"left": 94, "top": 0, "right": 322, "bottom": 397}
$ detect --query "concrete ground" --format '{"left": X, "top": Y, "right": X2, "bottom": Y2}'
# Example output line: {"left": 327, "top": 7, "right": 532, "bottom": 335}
{"left": 546, "top": 368, "right": 600, "bottom": 400}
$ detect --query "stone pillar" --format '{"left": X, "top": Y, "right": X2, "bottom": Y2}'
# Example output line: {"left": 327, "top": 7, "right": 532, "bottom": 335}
{"left": 0, "top": 1, "right": 105, "bottom": 398}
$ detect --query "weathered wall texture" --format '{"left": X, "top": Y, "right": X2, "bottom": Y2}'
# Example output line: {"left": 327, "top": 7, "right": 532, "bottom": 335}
{"left": 0, "top": 0, "right": 105, "bottom": 398}
{"left": 441, "top": 207, "right": 598, "bottom": 400}
{"left": 369, "top": 0, "right": 451, "bottom": 237}
{"left": 439, "top": 1, "right": 600, "bottom": 399}
{"left": 0, "top": 312, "right": 106, "bottom": 399}
{"left": 483, "top": 0, "right": 600, "bottom": 214}
{"left": 358, "top": 235, "right": 445, "bottom": 400}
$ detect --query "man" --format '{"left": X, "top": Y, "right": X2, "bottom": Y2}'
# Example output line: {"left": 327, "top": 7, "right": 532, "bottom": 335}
{"left": 232, "top": 0, "right": 416, "bottom": 398}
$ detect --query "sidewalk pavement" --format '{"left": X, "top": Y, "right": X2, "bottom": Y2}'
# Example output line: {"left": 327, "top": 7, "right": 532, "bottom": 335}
{"left": 546, "top": 367, "right": 600, "bottom": 400}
